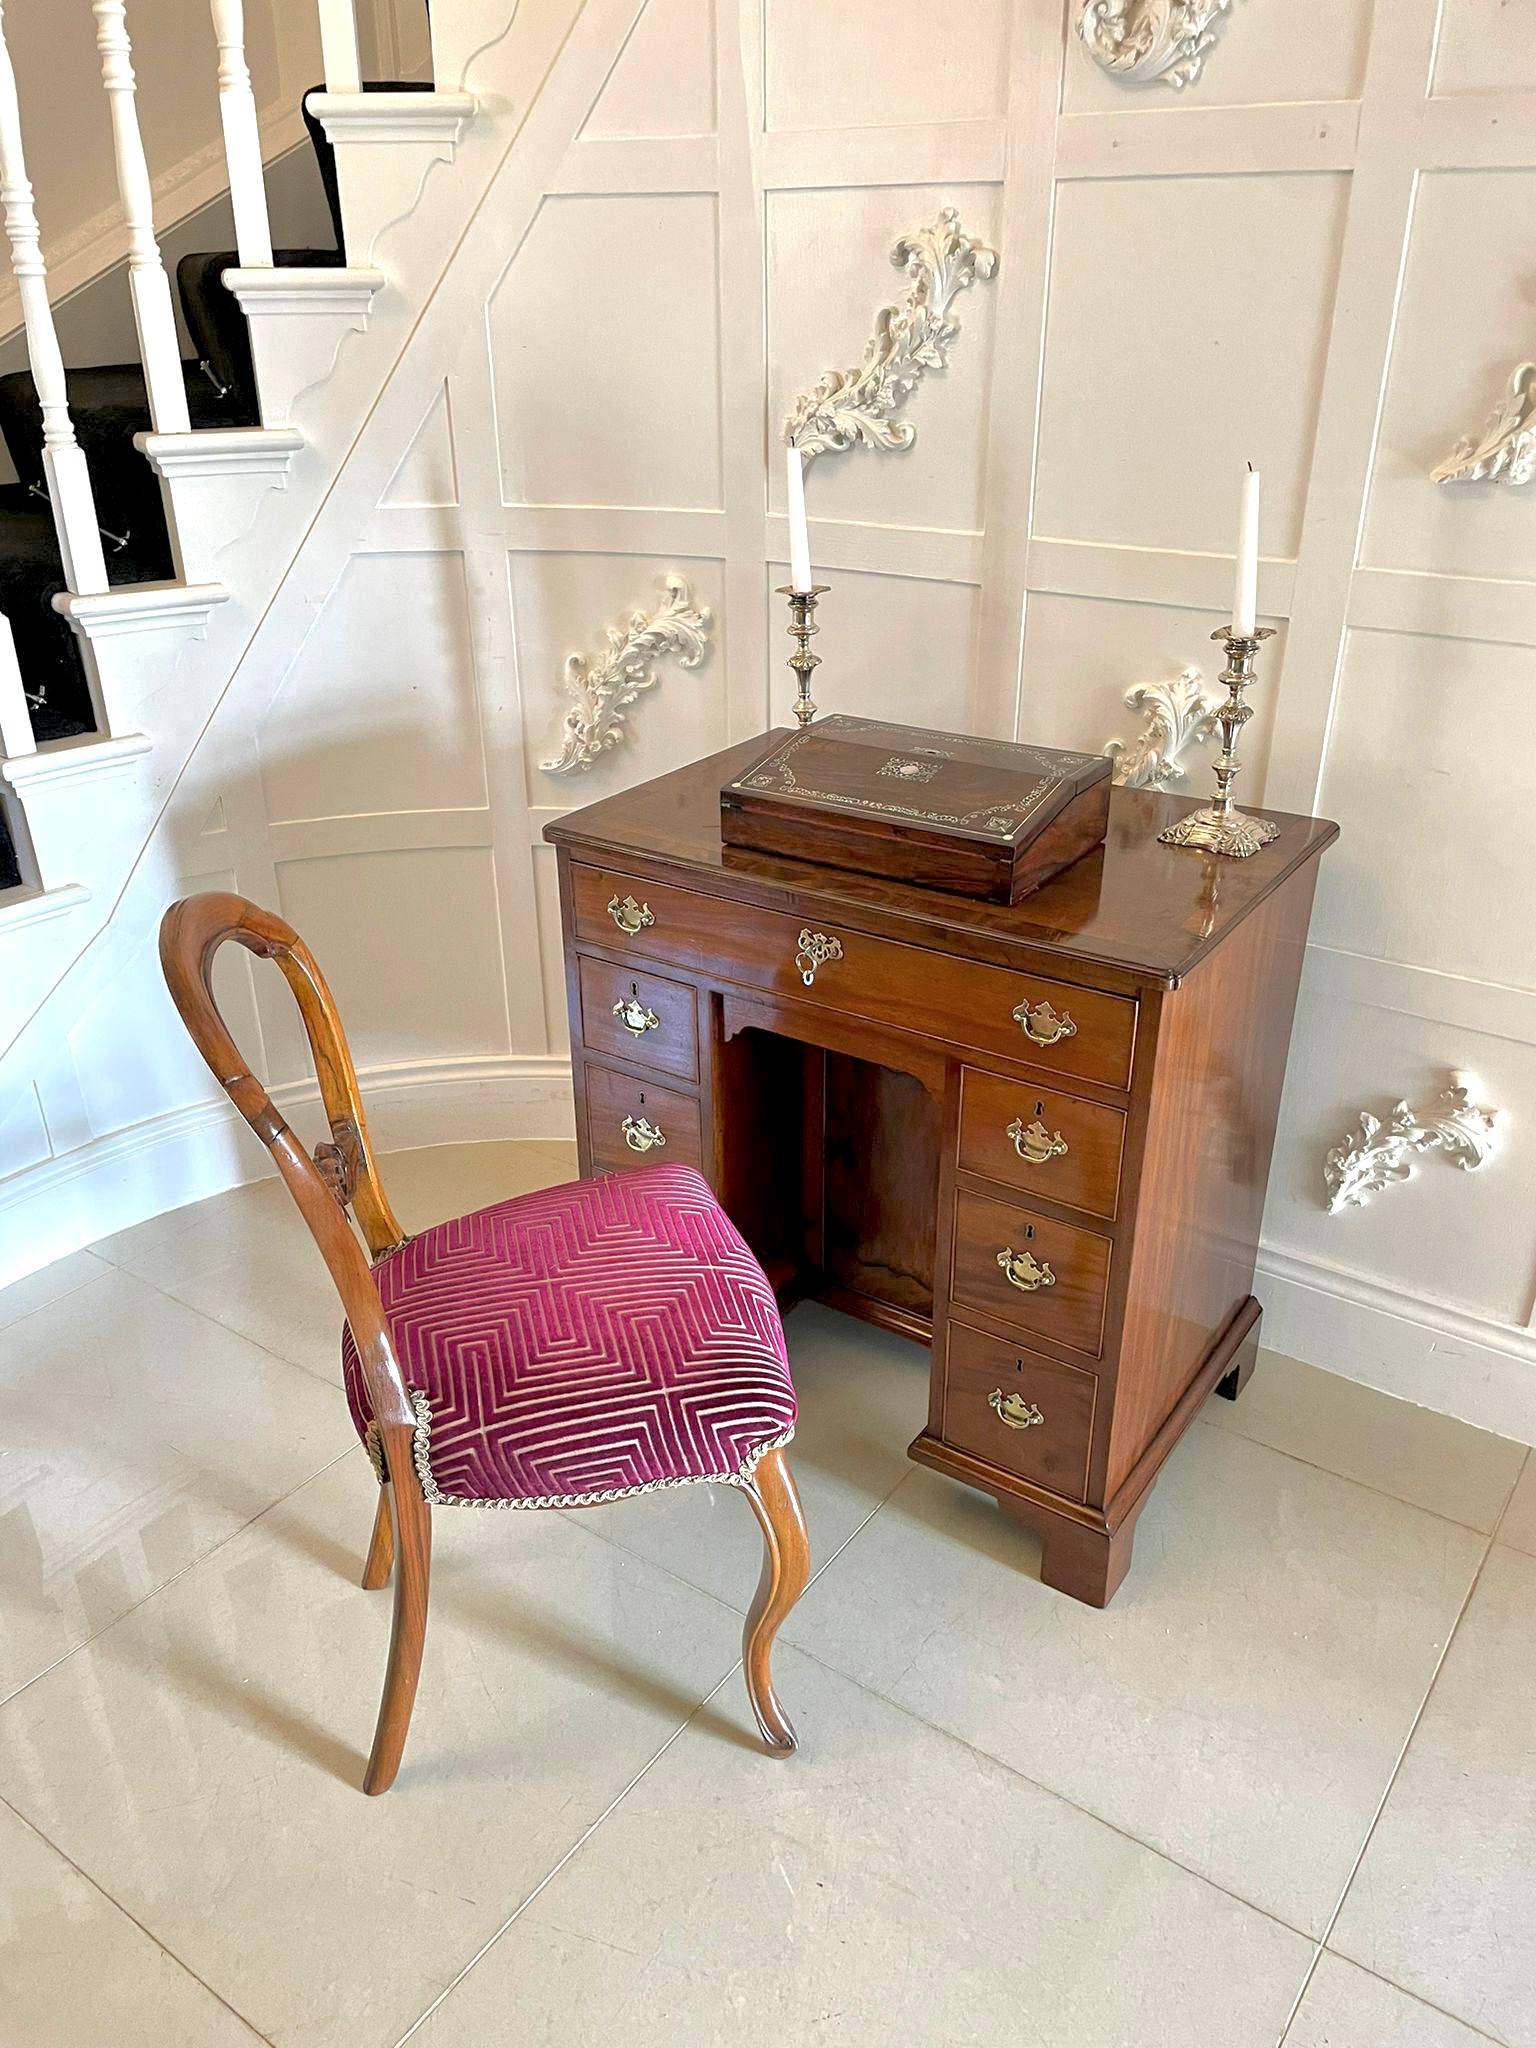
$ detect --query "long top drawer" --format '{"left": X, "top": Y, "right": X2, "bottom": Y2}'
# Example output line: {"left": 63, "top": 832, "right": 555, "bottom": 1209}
{"left": 573, "top": 863, "right": 1136, "bottom": 1090}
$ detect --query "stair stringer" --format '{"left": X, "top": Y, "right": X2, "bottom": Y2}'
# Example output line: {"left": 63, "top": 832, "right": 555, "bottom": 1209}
{"left": 0, "top": 0, "right": 656, "bottom": 1287}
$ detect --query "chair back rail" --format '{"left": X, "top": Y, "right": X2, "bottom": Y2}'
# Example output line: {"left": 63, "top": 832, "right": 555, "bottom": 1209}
{"left": 159, "top": 890, "right": 414, "bottom": 1432}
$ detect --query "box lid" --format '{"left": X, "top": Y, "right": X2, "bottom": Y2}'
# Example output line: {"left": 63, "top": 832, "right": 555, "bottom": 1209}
{"left": 721, "top": 715, "right": 1111, "bottom": 847}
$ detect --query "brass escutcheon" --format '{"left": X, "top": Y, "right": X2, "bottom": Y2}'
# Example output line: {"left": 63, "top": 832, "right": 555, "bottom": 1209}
{"left": 996, "top": 1244, "right": 1056, "bottom": 1292}
{"left": 607, "top": 893, "right": 655, "bottom": 936}
{"left": 621, "top": 1114, "right": 666, "bottom": 1153}
{"left": 988, "top": 1388, "right": 1044, "bottom": 1431}
{"left": 612, "top": 985, "right": 660, "bottom": 1038}
{"left": 794, "top": 929, "right": 844, "bottom": 987}
{"left": 1007, "top": 1116, "right": 1069, "bottom": 1166}
{"left": 1012, "top": 997, "right": 1077, "bottom": 1047}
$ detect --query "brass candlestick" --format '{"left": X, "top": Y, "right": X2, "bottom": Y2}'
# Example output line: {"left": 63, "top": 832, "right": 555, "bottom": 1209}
{"left": 1158, "top": 625, "right": 1279, "bottom": 859}
{"left": 776, "top": 583, "right": 828, "bottom": 728}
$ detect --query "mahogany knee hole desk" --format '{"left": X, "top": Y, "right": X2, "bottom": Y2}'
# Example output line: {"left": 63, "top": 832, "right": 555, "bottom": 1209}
{"left": 546, "top": 733, "right": 1337, "bottom": 1607}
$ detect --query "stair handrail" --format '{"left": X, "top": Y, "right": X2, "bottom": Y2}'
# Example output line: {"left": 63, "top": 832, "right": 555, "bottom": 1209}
{"left": 0, "top": 3, "right": 109, "bottom": 596}
{"left": 0, "top": 607, "right": 35, "bottom": 759}
{"left": 316, "top": 0, "right": 362, "bottom": 93}
{"left": 91, "top": 0, "right": 191, "bottom": 434}
{"left": 209, "top": 0, "right": 273, "bottom": 267}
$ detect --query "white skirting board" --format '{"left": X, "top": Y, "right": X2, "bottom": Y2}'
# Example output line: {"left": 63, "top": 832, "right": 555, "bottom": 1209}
{"left": 0, "top": 1055, "right": 576, "bottom": 1293}
{"left": 1257, "top": 1245, "right": 1536, "bottom": 1450}
{"left": 5, "top": 1045, "right": 1533, "bottom": 1451}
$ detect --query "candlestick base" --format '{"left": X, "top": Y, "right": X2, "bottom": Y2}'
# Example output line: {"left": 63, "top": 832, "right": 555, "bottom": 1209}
{"left": 1157, "top": 804, "right": 1279, "bottom": 860}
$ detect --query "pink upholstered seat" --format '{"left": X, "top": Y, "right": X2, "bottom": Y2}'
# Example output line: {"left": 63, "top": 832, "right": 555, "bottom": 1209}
{"left": 341, "top": 1164, "right": 796, "bottom": 1509}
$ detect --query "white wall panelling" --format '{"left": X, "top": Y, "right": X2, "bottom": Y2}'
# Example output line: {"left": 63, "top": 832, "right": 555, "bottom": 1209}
{"left": 3, "top": 0, "right": 1536, "bottom": 1446}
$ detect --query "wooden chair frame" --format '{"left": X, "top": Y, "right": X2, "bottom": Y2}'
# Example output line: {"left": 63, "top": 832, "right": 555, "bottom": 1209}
{"left": 160, "top": 891, "right": 809, "bottom": 1794}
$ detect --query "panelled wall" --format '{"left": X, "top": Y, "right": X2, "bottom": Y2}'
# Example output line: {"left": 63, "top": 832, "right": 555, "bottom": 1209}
{"left": 3, "top": 0, "right": 1535, "bottom": 1439}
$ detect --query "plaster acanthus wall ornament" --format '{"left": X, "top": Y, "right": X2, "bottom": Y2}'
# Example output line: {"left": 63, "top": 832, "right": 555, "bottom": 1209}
{"left": 783, "top": 207, "right": 998, "bottom": 465}
{"left": 1103, "top": 667, "right": 1221, "bottom": 790}
{"left": 1431, "top": 361, "right": 1536, "bottom": 486}
{"left": 1076, "top": 0, "right": 1239, "bottom": 89}
{"left": 1323, "top": 1073, "right": 1501, "bottom": 1215}
{"left": 541, "top": 574, "right": 710, "bottom": 775}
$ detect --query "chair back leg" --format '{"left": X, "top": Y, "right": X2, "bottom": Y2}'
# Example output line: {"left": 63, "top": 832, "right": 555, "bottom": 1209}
{"left": 740, "top": 1445, "right": 810, "bottom": 1753}
{"left": 361, "top": 1486, "right": 395, "bottom": 1591}
{"left": 363, "top": 1424, "right": 432, "bottom": 1795}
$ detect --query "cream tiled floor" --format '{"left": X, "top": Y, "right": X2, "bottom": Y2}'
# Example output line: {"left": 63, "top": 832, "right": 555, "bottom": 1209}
{"left": 1, "top": 1141, "right": 1530, "bottom": 2048}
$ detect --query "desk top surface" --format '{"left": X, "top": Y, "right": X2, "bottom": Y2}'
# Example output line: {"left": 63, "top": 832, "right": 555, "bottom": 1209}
{"left": 546, "top": 731, "right": 1339, "bottom": 988}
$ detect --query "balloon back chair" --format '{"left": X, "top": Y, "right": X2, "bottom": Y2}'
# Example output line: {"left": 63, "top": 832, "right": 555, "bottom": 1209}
{"left": 159, "top": 892, "right": 809, "bottom": 1794}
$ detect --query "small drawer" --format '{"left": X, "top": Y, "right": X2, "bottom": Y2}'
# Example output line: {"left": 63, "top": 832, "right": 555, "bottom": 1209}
{"left": 585, "top": 1064, "right": 703, "bottom": 1175}
{"left": 950, "top": 1187, "right": 1112, "bottom": 1358}
{"left": 942, "top": 1321, "right": 1097, "bottom": 1503}
{"left": 957, "top": 1069, "right": 1125, "bottom": 1221}
{"left": 578, "top": 955, "right": 698, "bottom": 1081}
{"left": 571, "top": 862, "right": 1136, "bottom": 1090}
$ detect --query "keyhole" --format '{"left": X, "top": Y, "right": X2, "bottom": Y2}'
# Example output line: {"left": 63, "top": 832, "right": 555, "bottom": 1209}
{"left": 639, "top": 1091, "right": 647, "bottom": 1105}
{"left": 1034, "top": 1100, "right": 1044, "bottom": 1117}
{"left": 1024, "top": 1224, "right": 1035, "bottom": 1241}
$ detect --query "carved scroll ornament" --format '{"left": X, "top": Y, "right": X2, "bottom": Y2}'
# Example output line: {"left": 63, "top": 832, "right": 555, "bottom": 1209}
{"left": 783, "top": 207, "right": 998, "bottom": 464}
{"left": 1432, "top": 362, "right": 1536, "bottom": 486}
{"left": 541, "top": 574, "right": 711, "bottom": 775}
{"left": 1076, "top": 0, "right": 1238, "bottom": 89}
{"left": 1104, "top": 667, "right": 1220, "bottom": 790}
{"left": 1323, "top": 1074, "right": 1500, "bottom": 1215}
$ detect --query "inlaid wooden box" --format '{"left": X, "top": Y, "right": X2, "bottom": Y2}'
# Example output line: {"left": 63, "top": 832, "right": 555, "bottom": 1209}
{"left": 719, "top": 715, "right": 1112, "bottom": 905}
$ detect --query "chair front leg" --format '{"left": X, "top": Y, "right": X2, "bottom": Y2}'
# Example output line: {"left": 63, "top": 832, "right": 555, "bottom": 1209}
{"left": 740, "top": 1444, "right": 810, "bottom": 1754}
{"left": 363, "top": 1423, "right": 432, "bottom": 1796}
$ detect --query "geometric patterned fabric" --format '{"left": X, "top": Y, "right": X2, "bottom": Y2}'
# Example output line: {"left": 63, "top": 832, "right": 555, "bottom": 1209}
{"left": 341, "top": 1165, "right": 796, "bottom": 1509}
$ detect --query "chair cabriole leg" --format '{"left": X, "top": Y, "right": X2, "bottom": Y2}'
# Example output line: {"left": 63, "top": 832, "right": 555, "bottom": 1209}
{"left": 361, "top": 1485, "right": 394, "bottom": 1589}
{"left": 740, "top": 1444, "right": 810, "bottom": 1754}
{"left": 363, "top": 1424, "right": 431, "bottom": 1796}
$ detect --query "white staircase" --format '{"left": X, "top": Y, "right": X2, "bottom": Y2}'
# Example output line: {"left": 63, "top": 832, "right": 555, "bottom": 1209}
{"left": 0, "top": 0, "right": 503, "bottom": 1056}
{"left": 0, "top": 0, "right": 640, "bottom": 1286}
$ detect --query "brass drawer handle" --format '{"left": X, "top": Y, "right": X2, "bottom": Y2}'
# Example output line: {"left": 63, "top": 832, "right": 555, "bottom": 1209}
{"left": 795, "top": 929, "right": 844, "bottom": 987}
{"left": 989, "top": 1389, "right": 1044, "bottom": 1431}
{"left": 1012, "top": 997, "right": 1077, "bottom": 1047}
{"left": 997, "top": 1244, "right": 1056, "bottom": 1292}
{"left": 1007, "top": 1116, "right": 1068, "bottom": 1166}
{"left": 621, "top": 1114, "right": 666, "bottom": 1153}
{"left": 612, "top": 985, "right": 661, "bottom": 1038}
{"left": 607, "top": 893, "right": 655, "bottom": 936}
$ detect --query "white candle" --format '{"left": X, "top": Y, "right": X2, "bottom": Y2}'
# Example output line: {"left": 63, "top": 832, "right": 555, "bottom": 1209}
{"left": 785, "top": 445, "right": 813, "bottom": 593}
{"left": 1233, "top": 464, "right": 1260, "bottom": 637}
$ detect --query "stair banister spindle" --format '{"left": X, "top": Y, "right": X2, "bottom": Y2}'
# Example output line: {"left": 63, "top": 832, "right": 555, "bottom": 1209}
{"left": 91, "top": 0, "right": 191, "bottom": 433}
{"left": 0, "top": 4, "right": 108, "bottom": 595}
{"left": 316, "top": 0, "right": 362, "bottom": 92}
{"left": 0, "top": 609, "right": 36, "bottom": 758}
{"left": 209, "top": 0, "right": 273, "bottom": 266}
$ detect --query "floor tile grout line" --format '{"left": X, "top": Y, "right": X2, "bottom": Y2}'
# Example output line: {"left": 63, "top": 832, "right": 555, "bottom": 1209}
{"left": 1272, "top": 1942, "right": 1327, "bottom": 2048}
{"left": 1490, "top": 1445, "right": 1532, "bottom": 1547}
{"left": 1273, "top": 1527, "right": 1502, "bottom": 2048}
{"left": 774, "top": 1622, "right": 1330, "bottom": 1948}
{"left": 0, "top": 1445, "right": 360, "bottom": 1716}
{"left": 386, "top": 1480, "right": 911, "bottom": 2045}
{"left": 389, "top": 1664, "right": 743, "bottom": 2048}
{"left": 1275, "top": 1943, "right": 1509, "bottom": 2048}
{"left": 1194, "top": 1409, "right": 1528, "bottom": 1543}
{"left": 0, "top": 1791, "right": 277, "bottom": 2046}
{"left": 0, "top": 1249, "right": 116, "bottom": 1334}
{"left": 576, "top": 1460, "right": 915, "bottom": 1618}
